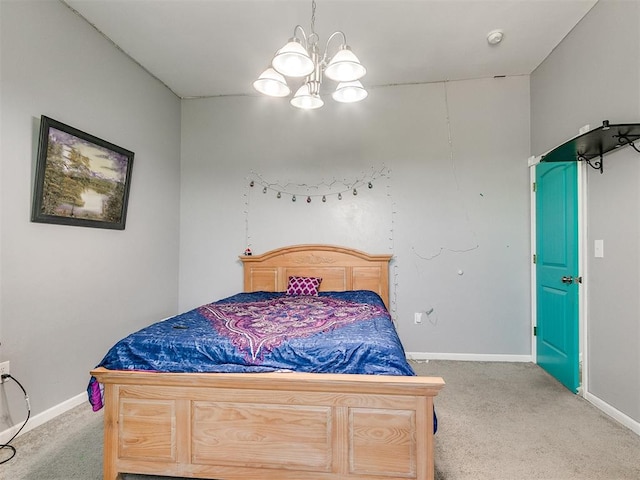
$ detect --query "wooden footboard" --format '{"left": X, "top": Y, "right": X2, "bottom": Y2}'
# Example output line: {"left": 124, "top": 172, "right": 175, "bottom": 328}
{"left": 91, "top": 368, "right": 444, "bottom": 480}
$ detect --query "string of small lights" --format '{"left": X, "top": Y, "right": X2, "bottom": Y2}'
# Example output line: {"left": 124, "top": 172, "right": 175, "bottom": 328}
{"left": 246, "top": 166, "right": 390, "bottom": 204}
{"left": 242, "top": 166, "right": 397, "bottom": 321}
{"left": 388, "top": 188, "right": 399, "bottom": 324}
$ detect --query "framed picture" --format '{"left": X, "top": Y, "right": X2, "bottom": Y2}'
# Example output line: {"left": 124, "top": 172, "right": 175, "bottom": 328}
{"left": 31, "top": 116, "right": 134, "bottom": 230}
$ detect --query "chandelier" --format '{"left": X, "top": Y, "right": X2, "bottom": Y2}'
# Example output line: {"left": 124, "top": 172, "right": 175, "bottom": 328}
{"left": 253, "top": 0, "right": 367, "bottom": 109}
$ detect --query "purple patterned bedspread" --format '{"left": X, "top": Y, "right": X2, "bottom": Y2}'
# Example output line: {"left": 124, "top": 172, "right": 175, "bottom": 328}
{"left": 95, "top": 290, "right": 415, "bottom": 376}
{"left": 90, "top": 291, "right": 438, "bottom": 431}
{"left": 199, "top": 295, "right": 389, "bottom": 362}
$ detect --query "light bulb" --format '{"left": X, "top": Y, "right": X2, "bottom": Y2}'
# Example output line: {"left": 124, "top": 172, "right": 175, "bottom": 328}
{"left": 325, "top": 46, "right": 366, "bottom": 82}
{"left": 272, "top": 39, "right": 314, "bottom": 77}
{"left": 332, "top": 81, "right": 368, "bottom": 103}
{"left": 253, "top": 68, "right": 290, "bottom": 97}
{"left": 290, "top": 84, "right": 324, "bottom": 110}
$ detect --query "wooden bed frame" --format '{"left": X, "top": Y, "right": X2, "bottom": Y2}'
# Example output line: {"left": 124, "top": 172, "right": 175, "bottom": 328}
{"left": 91, "top": 245, "right": 444, "bottom": 480}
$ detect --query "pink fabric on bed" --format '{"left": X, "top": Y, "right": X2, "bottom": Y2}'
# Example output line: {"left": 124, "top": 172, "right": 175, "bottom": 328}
{"left": 285, "top": 276, "right": 322, "bottom": 296}
{"left": 199, "top": 296, "right": 387, "bottom": 361}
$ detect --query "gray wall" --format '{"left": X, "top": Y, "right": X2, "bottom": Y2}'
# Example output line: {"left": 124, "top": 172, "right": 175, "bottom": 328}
{"left": 12, "top": 0, "right": 631, "bottom": 434}
{"left": 0, "top": 1, "right": 181, "bottom": 424}
{"left": 531, "top": 0, "right": 640, "bottom": 423}
{"left": 179, "top": 77, "right": 532, "bottom": 356}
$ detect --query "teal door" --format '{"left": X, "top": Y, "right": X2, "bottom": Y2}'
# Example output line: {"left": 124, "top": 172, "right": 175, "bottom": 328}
{"left": 535, "top": 161, "right": 580, "bottom": 393}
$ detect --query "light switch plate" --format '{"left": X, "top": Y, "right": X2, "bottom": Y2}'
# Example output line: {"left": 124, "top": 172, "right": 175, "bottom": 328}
{"left": 594, "top": 239, "right": 604, "bottom": 258}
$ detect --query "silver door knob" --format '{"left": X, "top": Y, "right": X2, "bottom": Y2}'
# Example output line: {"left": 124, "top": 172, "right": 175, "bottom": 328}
{"left": 561, "top": 276, "right": 573, "bottom": 284}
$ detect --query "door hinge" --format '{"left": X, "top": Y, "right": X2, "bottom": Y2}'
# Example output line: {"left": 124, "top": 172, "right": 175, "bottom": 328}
{"left": 533, "top": 326, "right": 537, "bottom": 336}
{"left": 533, "top": 254, "right": 537, "bottom": 264}
{"left": 532, "top": 182, "right": 537, "bottom": 192}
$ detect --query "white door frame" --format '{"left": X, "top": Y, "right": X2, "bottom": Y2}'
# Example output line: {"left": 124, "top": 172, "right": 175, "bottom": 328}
{"left": 528, "top": 155, "right": 588, "bottom": 395}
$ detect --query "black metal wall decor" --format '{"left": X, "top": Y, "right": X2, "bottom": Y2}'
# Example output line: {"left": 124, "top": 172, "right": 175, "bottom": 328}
{"left": 541, "top": 120, "right": 640, "bottom": 173}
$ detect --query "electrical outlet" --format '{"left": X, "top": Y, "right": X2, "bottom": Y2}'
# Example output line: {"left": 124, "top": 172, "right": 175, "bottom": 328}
{"left": 414, "top": 312, "right": 423, "bottom": 324}
{"left": 0, "top": 361, "right": 9, "bottom": 382}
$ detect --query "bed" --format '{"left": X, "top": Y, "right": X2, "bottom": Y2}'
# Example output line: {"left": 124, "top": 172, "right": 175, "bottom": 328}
{"left": 90, "top": 244, "right": 444, "bottom": 480}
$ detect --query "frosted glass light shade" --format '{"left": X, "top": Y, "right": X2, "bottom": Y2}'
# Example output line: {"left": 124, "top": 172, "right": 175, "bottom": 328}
{"left": 332, "top": 81, "right": 368, "bottom": 103}
{"left": 253, "top": 68, "right": 291, "bottom": 97}
{"left": 290, "top": 84, "right": 324, "bottom": 109}
{"left": 272, "top": 39, "right": 314, "bottom": 77}
{"left": 324, "top": 47, "right": 366, "bottom": 82}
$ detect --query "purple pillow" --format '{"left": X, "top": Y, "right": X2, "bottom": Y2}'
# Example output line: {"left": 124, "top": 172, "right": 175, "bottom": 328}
{"left": 286, "top": 276, "right": 322, "bottom": 296}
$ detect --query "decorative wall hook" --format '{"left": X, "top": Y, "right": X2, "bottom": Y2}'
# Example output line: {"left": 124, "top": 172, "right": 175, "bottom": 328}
{"left": 577, "top": 153, "right": 604, "bottom": 174}
{"left": 614, "top": 133, "right": 640, "bottom": 154}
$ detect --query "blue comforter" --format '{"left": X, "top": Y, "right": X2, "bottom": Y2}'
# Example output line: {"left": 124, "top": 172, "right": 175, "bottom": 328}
{"left": 95, "top": 290, "right": 415, "bottom": 376}
{"left": 90, "top": 290, "right": 437, "bottom": 432}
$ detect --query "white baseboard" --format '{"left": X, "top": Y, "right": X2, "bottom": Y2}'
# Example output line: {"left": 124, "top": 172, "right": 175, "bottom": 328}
{"left": 0, "top": 391, "right": 87, "bottom": 444}
{"left": 407, "top": 352, "right": 533, "bottom": 362}
{"left": 584, "top": 391, "right": 640, "bottom": 436}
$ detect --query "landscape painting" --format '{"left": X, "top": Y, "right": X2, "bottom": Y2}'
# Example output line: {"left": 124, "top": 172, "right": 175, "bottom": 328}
{"left": 31, "top": 116, "right": 134, "bottom": 230}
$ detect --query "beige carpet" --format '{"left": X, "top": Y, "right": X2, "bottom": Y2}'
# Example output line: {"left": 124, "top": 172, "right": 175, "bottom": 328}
{"left": 2, "top": 360, "right": 639, "bottom": 479}
{"left": 415, "top": 361, "right": 640, "bottom": 480}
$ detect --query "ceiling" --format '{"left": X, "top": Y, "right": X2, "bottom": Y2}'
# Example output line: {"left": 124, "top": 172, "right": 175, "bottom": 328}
{"left": 63, "top": 0, "right": 598, "bottom": 99}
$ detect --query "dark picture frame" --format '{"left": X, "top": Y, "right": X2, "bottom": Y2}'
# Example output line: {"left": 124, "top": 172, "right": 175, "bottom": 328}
{"left": 31, "top": 116, "right": 134, "bottom": 230}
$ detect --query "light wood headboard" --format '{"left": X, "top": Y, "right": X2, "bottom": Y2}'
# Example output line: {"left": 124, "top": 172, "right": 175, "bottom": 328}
{"left": 240, "top": 244, "right": 393, "bottom": 308}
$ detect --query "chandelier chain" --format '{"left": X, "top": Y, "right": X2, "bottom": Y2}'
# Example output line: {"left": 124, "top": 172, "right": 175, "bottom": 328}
{"left": 311, "top": 0, "right": 316, "bottom": 36}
